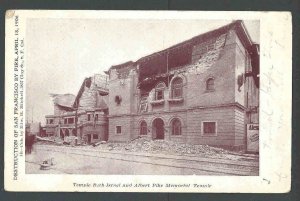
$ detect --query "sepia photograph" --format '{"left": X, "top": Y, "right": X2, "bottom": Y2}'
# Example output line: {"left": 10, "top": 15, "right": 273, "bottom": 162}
{"left": 5, "top": 11, "right": 291, "bottom": 192}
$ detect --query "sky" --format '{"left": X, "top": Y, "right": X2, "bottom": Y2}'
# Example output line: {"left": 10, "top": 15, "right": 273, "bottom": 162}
{"left": 26, "top": 18, "right": 259, "bottom": 124}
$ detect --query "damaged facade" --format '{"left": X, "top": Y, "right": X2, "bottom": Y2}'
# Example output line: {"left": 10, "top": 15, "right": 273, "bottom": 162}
{"left": 107, "top": 20, "right": 259, "bottom": 150}
{"left": 44, "top": 20, "right": 259, "bottom": 150}
{"left": 44, "top": 74, "right": 109, "bottom": 144}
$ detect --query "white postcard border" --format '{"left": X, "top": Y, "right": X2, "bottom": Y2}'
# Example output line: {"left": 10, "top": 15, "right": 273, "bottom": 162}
{"left": 4, "top": 10, "right": 292, "bottom": 193}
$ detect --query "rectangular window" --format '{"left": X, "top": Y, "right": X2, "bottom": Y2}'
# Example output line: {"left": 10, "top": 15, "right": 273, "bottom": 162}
{"left": 95, "top": 114, "right": 99, "bottom": 121}
{"left": 156, "top": 91, "right": 164, "bottom": 100}
{"left": 93, "top": 134, "right": 98, "bottom": 139}
{"left": 87, "top": 114, "right": 91, "bottom": 121}
{"left": 48, "top": 119, "right": 54, "bottom": 124}
{"left": 202, "top": 122, "right": 217, "bottom": 135}
{"left": 67, "top": 118, "right": 73, "bottom": 124}
{"left": 64, "top": 118, "right": 67, "bottom": 124}
{"left": 116, "top": 126, "right": 122, "bottom": 134}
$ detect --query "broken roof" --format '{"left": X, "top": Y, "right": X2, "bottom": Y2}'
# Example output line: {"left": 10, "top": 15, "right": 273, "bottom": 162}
{"left": 136, "top": 20, "right": 255, "bottom": 63}
{"left": 73, "top": 76, "right": 109, "bottom": 108}
{"left": 107, "top": 20, "right": 259, "bottom": 82}
{"left": 50, "top": 93, "right": 75, "bottom": 108}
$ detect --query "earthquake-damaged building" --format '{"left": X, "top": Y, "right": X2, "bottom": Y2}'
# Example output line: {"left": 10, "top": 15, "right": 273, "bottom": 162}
{"left": 106, "top": 20, "right": 259, "bottom": 150}
{"left": 44, "top": 74, "right": 109, "bottom": 144}
{"left": 43, "top": 20, "right": 259, "bottom": 150}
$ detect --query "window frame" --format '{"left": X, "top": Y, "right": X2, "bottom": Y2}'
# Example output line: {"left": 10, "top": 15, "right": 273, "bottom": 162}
{"left": 139, "top": 96, "right": 148, "bottom": 113}
{"left": 171, "top": 77, "right": 183, "bottom": 99}
{"left": 116, "top": 126, "right": 122, "bottom": 135}
{"left": 171, "top": 118, "right": 182, "bottom": 136}
{"left": 87, "top": 113, "right": 93, "bottom": 121}
{"left": 201, "top": 121, "right": 217, "bottom": 136}
{"left": 47, "top": 119, "right": 54, "bottom": 124}
{"left": 68, "top": 117, "right": 75, "bottom": 124}
{"left": 155, "top": 82, "right": 166, "bottom": 100}
{"left": 206, "top": 77, "right": 215, "bottom": 91}
{"left": 94, "top": 114, "right": 99, "bottom": 121}
{"left": 139, "top": 121, "right": 148, "bottom": 135}
{"left": 93, "top": 134, "right": 99, "bottom": 139}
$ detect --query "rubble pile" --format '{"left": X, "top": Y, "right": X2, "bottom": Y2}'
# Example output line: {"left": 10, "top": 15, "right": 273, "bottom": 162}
{"left": 95, "top": 138, "right": 231, "bottom": 158}
{"left": 36, "top": 136, "right": 64, "bottom": 145}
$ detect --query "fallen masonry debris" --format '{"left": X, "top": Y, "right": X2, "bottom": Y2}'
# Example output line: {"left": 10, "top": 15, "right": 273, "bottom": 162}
{"left": 36, "top": 137, "right": 258, "bottom": 161}
{"left": 98, "top": 138, "right": 233, "bottom": 159}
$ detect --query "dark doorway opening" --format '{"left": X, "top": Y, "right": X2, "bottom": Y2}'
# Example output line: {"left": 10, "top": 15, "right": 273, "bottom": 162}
{"left": 152, "top": 118, "right": 165, "bottom": 139}
{"left": 87, "top": 134, "right": 91, "bottom": 143}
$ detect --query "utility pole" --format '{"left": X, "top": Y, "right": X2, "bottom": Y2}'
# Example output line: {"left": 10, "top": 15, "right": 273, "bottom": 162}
{"left": 74, "top": 98, "right": 78, "bottom": 143}
{"left": 167, "top": 50, "right": 169, "bottom": 86}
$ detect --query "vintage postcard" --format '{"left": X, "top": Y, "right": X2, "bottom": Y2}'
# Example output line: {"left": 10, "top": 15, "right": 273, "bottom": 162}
{"left": 4, "top": 10, "right": 291, "bottom": 192}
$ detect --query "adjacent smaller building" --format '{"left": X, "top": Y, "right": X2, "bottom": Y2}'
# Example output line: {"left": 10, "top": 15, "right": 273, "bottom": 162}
{"left": 44, "top": 74, "right": 109, "bottom": 144}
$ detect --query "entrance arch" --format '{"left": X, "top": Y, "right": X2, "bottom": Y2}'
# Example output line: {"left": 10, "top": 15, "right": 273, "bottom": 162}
{"left": 152, "top": 118, "right": 165, "bottom": 139}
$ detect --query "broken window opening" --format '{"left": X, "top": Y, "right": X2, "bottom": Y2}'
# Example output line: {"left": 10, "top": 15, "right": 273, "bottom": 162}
{"left": 139, "top": 96, "right": 148, "bottom": 113}
{"left": 171, "top": 77, "right": 183, "bottom": 98}
{"left": 155, "top": 82, "right": 165, "bottom": 100}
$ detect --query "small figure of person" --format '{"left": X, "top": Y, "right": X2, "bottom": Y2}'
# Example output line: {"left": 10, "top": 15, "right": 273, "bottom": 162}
{"left": 25, "top": 134, "right": 35, "bottom": 154}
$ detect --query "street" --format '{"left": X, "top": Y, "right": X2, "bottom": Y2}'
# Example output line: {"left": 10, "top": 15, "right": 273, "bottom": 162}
{"left": 26, "top": 144, "right": 259, "bottom": 175}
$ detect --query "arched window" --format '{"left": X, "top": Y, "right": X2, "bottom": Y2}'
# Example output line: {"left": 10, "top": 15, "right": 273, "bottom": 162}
{"left": 206, "top": 78, "right": 215, "bottom": 91}
{"left": 140, "top": 121, "right": 147, "bottom": 135}
{"left": 171, "top": 77, "right": 183, "bottom": 98}
{"left": 155, "top": 82, "right": 165, "bottom": 100}
{"left": 171, "top": 118, "right": 182, "bottom": 135}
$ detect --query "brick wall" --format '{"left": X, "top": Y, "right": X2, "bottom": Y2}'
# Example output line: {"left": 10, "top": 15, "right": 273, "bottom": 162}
{"left": 186, "top": 107, "right": 235, "bottom": 146}
{"left": 81, "top": 124, "right": 108, "bottom": 143}
{"left": 110, "top": 106, "right": 243, "bottom": 148}
{"left": 108, "top": 115, "right": 133, "bottom": 142}
{"left": 186, "top": 42, "right": 236, "bottom": 108}
{"left": 234, "top": 107, "right": 245, "bottom": 148}
{"left": 131, "top": 111, "right": 187, "bottom": 142}
{"left": 78, "top": 81, "right": 98, "bottom": 109}
{"left": 108, "top": 69, "right": 138, "bottom": 116}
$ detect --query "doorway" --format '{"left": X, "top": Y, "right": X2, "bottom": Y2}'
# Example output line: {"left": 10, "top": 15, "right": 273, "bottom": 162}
{"left": 87, "top": 134, "right": 91, "bottom": 143}
{"left": 152, "top": 118, "right": 165, "bottom": 139}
